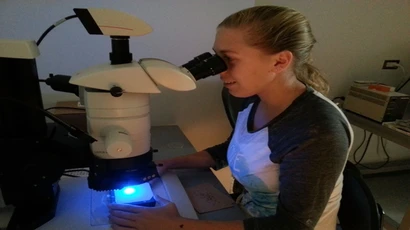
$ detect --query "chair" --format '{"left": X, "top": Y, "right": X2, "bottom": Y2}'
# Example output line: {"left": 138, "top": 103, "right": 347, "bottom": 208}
{"left": 338, "top": 161, "right": 384, "bottom": 230}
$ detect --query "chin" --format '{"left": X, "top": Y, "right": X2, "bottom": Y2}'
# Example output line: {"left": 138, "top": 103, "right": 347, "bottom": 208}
{"left": 226, "top": 88, "right": 254, "bottom": 98}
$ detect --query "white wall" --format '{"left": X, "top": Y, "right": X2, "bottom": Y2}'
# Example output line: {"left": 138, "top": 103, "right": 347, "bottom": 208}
{"left": 0, "top": 0, "right": 253, "bottom": 153}
{"left": 256, "top": 0, "right": 410, "bottom": 165}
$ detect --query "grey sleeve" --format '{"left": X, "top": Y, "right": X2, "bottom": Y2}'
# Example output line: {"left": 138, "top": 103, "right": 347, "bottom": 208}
{"left": 244, "top": 126, "right": 350, "bottom": 229}
{"left": 204, "top": 131, "right": 233, "bottom": 170}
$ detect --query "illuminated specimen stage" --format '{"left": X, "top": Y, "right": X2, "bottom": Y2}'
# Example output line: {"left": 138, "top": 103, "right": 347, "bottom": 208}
{"left": 32, "top": 172, "right": 198, "bottom": 229}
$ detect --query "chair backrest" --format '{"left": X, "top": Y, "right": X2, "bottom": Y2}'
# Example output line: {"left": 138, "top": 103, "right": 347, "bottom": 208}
{"left": 221, "top": 87, "right": 246, "bottom": 128}
{"left": 338, "top": 161, "right": 383, "bottom": 230}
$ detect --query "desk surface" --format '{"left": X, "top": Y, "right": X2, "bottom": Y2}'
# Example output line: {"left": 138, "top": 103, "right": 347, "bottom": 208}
{"left": 0, "top": 125, "right": 246, "bottom": 229}
{"left": 150, "top": 125, "right": 246, "bottom": 221}
{"left": 345, "top": 111, "right": 410, "bottom": 149}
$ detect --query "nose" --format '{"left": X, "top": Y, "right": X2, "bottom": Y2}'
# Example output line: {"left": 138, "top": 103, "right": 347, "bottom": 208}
{"left": 219, "top": 70, "right": 228, "bottom": 78}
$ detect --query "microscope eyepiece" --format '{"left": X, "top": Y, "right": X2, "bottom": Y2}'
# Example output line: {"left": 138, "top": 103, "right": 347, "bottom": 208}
{"left": 182, "top": 52, "right": 213, "bottom": 70}
{"left": 184, "top": 54, "right": 227, "bottom": 81}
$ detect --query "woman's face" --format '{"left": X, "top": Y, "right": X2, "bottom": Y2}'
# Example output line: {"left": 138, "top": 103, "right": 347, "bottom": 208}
{"left": 213, "top": 27, "right": 277, "bottom": 98}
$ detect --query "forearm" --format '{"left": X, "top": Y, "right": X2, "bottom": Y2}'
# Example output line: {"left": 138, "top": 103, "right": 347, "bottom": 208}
{"left": 172, "top": 218, "right": 244, "bottom": 230}
{"left": 163, "top": 150, "right": 216, "bottom": 169}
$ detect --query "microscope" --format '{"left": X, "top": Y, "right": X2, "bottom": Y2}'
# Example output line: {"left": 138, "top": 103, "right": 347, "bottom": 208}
{"left": 69, "top": 8, "right": 227, "bottom": 191}
{"left": 0, "top": 8, "right": 226, "bottom": 229}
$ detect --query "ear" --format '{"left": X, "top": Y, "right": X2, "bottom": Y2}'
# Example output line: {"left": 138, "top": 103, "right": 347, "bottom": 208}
{"left": 270, "top": 50, "right": 293, "bottom": 74}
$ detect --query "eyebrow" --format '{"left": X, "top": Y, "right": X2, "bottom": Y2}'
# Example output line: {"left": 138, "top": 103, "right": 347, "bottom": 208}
{"left": 212, "top": 48, "right": 238, "bottom": 55}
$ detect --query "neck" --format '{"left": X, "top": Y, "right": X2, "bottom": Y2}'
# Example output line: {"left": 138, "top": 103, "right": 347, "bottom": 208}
{"left": 257, "top": 72, "right": 306, "bottom": 115}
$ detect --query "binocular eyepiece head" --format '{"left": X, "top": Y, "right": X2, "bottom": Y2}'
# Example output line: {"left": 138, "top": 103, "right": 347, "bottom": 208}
{"left": 182, "top": 52, "right": 227, "bottom": 81}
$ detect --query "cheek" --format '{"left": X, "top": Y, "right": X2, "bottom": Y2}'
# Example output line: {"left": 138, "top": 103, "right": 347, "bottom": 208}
{"left": 227, "top": 67, "right": 259, "bottom": 96}
{"left": 232, "top": 65, "right": 268, "bottom": 87}
{"left": 228, "top": 63, "right": 248, "bottom": 80}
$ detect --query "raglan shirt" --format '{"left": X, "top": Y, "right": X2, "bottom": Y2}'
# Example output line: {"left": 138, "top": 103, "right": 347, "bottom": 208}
{"left": 206, "top": 86, "right": 353, "bottom": 230}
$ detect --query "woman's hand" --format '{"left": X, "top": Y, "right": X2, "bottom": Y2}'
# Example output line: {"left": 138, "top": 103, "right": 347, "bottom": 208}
{"left": 108, "top": 195, "right": 182, "bottom": 230}
{"left": 154, "top": 161, "right": 169, "bottom": 177}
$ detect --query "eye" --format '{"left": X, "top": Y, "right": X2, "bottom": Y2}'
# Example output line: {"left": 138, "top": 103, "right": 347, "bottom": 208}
{"left": 223, "top": 55, "right": 232, "bottom": 62}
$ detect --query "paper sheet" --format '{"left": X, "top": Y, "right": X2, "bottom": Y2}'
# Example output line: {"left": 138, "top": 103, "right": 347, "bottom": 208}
{"left": 186, "top": 183, "right": 235, "bottom": 214}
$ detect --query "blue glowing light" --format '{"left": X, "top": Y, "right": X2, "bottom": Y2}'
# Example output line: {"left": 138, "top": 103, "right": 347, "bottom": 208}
{"left": 123, "top": 187, "right": 135, "bottom": 195}
{"left": 114, "top": 183, "right": 153, "bottom": 204}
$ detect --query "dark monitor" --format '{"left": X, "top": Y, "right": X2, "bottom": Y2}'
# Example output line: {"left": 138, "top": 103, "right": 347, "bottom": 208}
{"left": 0, "top": 44, "right": 47, "bottom": 140}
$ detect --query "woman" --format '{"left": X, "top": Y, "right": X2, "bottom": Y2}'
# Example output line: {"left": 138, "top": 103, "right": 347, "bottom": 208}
{"left": 108, "top": 5, "right": 353, "bottom": 230}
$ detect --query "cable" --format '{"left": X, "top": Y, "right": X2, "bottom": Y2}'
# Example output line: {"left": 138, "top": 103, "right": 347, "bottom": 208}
{"left": 332, "top": 96, "right": 345, "bottom": 101}
{"left": 45, "top": 106, "right": 85, "bottom": 111}
{"left": 392, "top": 63, "right": 409, "bottom": 92}
{"left": 45, "top": 107, "right": 85, "bottom": 139}
{"left": 379, "top": 137, "right": 390, "bottom": 166}
{"left": 0, "top": 97, "right": 95, "bottom": 143}
{"left": 352, "top": 129, "right": 367, "bottom": 164}
{"left": 397, "top": 63, "right": 407, "bottom": 76}
{"left": 353, "top": 133, "right": 391, "bottom": 170}
{"left": 396, "top": 77, "right": 410, "bottom": 92}
{"left": 36, "top": 15, "right": 78, "bottom": 46}
{"left": 357, "top": 136, "right": 390, "bottom": 170}
{"left": 63, "top": 169, "right": 89, "bottom": 178}
{"left": 355, "top": 133, "right": 373, "bottom": 165}
{"left": 62, "top": 174, "right": 79, "bottom": 178}
{"left": 64, "top": 169, "right": 89, "bottom": 173}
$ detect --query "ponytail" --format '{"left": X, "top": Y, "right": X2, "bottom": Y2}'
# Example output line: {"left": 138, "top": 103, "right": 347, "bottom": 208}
{"left": 296, "top": 62, "right": 329, "bottom": 95}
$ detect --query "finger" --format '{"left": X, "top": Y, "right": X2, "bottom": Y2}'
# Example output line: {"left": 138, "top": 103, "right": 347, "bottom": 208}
{"left": 111, "top": 224, "right": 134, "bottom": 230}
{"left": 109, "top": 203, "right": 146, "bottom": 213}
{"left": 154, "top": 194, "right": 170, "bottom": 206}
{"left": 109, "top": 214, "right": 135, "bottom": 227}
{"left": 110, "top": 210, "right": 139, "bottom": 221}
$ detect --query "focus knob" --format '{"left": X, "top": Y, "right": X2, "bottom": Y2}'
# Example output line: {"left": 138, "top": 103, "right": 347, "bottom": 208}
{"left": 110, "top": 86, "right": 123, "bottom": 97}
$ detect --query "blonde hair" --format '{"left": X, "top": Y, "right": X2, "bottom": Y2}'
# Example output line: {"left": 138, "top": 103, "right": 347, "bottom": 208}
{"left": 218, "top": 5, "right": 329, "bottom": 95}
